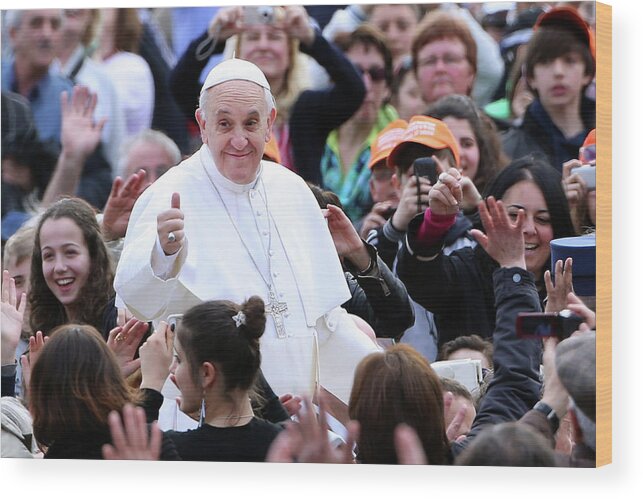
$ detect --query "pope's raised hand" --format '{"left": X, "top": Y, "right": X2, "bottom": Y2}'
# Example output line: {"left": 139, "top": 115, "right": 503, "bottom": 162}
{"left": 157, "top": 192, "right": 184, "bottom": 256}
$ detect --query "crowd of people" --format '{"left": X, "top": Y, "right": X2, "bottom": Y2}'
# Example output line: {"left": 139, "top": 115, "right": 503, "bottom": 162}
{"left": 1, "top": 3, "right": 598, "bottom": 467}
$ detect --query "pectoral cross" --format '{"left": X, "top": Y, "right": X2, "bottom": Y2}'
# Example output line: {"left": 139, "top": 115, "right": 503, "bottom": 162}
{"left": 267, "top": 290, "right": 288, "bottom": 339}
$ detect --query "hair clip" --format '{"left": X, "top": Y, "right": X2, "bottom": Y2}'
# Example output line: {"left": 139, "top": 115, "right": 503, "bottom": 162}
{"left": 232, "top": 311, "right": 246, "bottom": 328}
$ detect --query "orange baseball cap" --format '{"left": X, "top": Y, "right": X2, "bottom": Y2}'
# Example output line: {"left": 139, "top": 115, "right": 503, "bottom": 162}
{"left": 388, "top": 115, "right": 460, "bottom": 168}
{"left": 262, "top": 136, "right": 281, "bottom": 164}
{"left": 535, "top": 6, "right": 595, "bottom": 60}
{"left": 582, "top": 129, "right": 596, "bottom": 148}
{"left": 579, "top": 128, "right": 596, "bottom": 163}
{"left": 368, "top": 119, "right": 408, "bottom": 170}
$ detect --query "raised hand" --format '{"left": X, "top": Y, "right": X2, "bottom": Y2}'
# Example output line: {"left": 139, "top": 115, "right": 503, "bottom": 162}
{"left": 1, "top": 270, "right": 26, "bottom": 365}
{"left": 102, "top": 169, "right": 150, "bottom": 241}
{"left": 394, "top": 423, "right": 429, "bottom": 465}
{"left": 20, "top": 331, "right": 48, "bottom": 392}
{"left": 544, "top": 258, "right": 574, "bottom": 313}
{"left": 60, "top": 85, "right": 106, "bottom": 160}
{"left": 266, "top": 397, "right": 357, "bottom": 464}
{"left": 282, "top": 5, "right": 314, "bottom": 45}
{"left": 102, "top": 404, "right": 162, "bottom": 460}
{"left": 470, "top": 196, "right": 526, "bottom": 269}
{"left": 359, "top": 201, "right": 395, "bottom": 239}
{"left": 107, "top": 318, "right": 150, "bottom": 378}
{"left": 566, "top": 292, "right": 596, "bottom": 330}
{"left": 279, "top": 393, "right": 303, "bottom": 417}
{"left": 428, "top": 168, "right": 463, "bottom": 216}
{"left": 391, "top": 175, "right": 432, "bottom": 232}
{"left": 139, "top": 321, "right": 174, "bottom": 393}
{"left": 157, "top": 192, "right": 185, "bottom": 256}
{"left": 324, "top": 204, "right": 371, "bottom": 270}
{"left": 443, "top": 391, "right": 470, "bottom": 443}
{"left": 562, "top": 159, "right": 588, "bottom": 233}
{"left": 208, "top": 6, "right": 244, "bottom": 40}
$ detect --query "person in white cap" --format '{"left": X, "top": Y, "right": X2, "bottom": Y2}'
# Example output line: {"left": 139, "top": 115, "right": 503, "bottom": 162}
{"left": 114, "top": 57, "right": 379, "bottom": 429}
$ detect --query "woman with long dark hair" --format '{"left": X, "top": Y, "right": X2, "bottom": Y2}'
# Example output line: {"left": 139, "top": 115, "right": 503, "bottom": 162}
{"left": 137, "top": 296, "right": 283, "bottom": 462}
{"left": 396, "top": 156, "right": 575, "bottom": 346}
{"left": 29, "top": 197, "right": 116, "bottom": 338}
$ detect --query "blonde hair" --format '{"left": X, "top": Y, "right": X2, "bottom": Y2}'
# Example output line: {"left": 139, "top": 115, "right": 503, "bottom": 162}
{"left": 3, "top": 220, "right": 37, "bottom": 269}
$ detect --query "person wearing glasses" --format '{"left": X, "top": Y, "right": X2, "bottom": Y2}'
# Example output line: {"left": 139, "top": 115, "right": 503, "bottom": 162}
{"left": 319, "top": 23, "right": 398, "bottom": 224}
{"left": 411, "top": 10, "right": 478, "bottom": 108}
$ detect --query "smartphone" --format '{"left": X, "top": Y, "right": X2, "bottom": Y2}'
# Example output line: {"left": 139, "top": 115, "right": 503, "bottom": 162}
{"left": 570, "top": 164, "right": 596, "bottom": 191}
{"left": 167, "top": 313, "right": 183, "bottom": 332}
{"left": 244, "top": 6, "right": 275, "bottom": 25}
{"left": 413, "top": 157, "right": 439, "bottom": 185}
{"left": 515, "top": 310, "right": 584, "bottom": 341}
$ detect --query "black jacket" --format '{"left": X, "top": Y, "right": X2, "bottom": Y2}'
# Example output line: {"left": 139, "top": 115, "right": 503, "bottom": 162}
{"left": 501, "top": 96, "right": 596, "bottom": 171}
{"left": 342, "top": 243, "right": 414, "bottom": 340}
{"left": 395, "top": 214, "right": 502, "bottom": 347}
{"left": 452, "top": 267, "right": 543, "bottom": 458}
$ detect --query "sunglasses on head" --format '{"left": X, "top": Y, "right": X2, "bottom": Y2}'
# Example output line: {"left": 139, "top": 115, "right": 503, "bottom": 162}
{"left": 356, "top": 65, "right": 387, "bottom": 82}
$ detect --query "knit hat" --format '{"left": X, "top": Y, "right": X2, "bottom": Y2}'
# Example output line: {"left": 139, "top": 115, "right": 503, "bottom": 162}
{"left": 388, "top": 115, "right": 460, "bottom": 169}
{"left": 555, "top": 332, "right": 596, "bottom": 422}
{"left": 368, "top": 119, "right": 408, "bottom": 170}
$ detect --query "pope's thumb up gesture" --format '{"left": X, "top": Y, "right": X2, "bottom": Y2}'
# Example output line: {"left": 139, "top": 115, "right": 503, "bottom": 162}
{"left": 157, "top": 192, "right": 185, "bottom": 256}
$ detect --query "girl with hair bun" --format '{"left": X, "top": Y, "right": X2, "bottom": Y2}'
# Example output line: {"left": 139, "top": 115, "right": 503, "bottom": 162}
{"left": 138, "top": 295, "right": 283, "bottom": 462}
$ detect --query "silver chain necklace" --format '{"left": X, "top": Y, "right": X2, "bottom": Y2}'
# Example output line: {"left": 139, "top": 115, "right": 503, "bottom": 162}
{"left": 202, "top": 164, "right": 289, "bottom": 339}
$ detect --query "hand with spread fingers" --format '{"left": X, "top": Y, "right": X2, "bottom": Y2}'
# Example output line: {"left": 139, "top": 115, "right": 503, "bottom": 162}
{"left": 102, "top": 404, "right": 162, "bottom": 460}
{"left": 157, "top": 192, "right": 185, "bottom": 255}
{"left": 544, "top": 258, "right": 574, "bottom": 313}
{"left": 266, "top": 397, "right": 357, "bottom": 464}
{"left": 102, "top": 169, "right": 150, "bottom": 241}
{"left": 470, "top": 196, "right": 526, "bottom": 270}
{"left": 60, "top": 85, "right": 107, "bottom": 160}
{"left": 1, "top": 270, "right": 26, "bottom": 366}
{"left": 107, "top": 317, "right": 150, "bottom": 378}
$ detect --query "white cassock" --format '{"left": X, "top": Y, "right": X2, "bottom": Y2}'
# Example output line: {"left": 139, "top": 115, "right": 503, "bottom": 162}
{"left": 115, "top": 145, "right": 379, "bottom": 428}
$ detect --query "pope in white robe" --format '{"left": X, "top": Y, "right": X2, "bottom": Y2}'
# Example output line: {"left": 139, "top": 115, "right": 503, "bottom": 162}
{"left": 114, "top": 58, "right": 379, "bottom": 426}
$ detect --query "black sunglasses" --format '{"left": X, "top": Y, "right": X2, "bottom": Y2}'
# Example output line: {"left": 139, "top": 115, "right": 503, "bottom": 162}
{"left": 355, "top": 65, "right": 387, "bottom": 82}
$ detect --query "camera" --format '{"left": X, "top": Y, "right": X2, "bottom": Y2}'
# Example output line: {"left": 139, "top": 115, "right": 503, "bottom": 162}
{"left": 244, "top": 6, "right": 275, "bottom": 25}
{"left": 515, "top": 309, "right": 584, "bottom": 341}
{"left": 570, "top": 164, "right": 596, "bottom": 191}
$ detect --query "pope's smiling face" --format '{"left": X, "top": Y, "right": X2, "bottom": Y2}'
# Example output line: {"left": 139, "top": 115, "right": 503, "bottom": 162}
{"left": 196, "top": 80, "right": 276, "bottom": 184}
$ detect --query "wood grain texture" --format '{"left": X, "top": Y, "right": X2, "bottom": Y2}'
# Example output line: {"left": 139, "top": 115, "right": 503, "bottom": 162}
{"left": 596, "top": 1, "right": 612, "bottom": 468}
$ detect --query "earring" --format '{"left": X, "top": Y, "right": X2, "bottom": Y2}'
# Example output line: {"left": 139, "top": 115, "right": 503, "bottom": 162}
{"left": 198, "top": 395, "right": 206, "bottom": 427}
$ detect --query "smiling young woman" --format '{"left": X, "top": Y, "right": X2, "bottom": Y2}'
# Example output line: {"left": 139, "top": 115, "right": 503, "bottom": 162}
{"left": 29, "top": 197, "right": 117, "bottom": 338}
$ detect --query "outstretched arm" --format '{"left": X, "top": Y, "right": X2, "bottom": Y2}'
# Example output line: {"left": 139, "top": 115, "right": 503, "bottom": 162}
{"left": 41, "top": 86, "right": 106, "bottom": 207}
